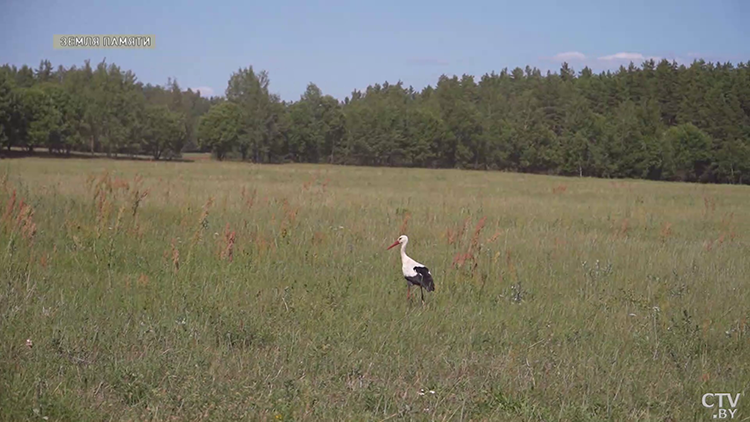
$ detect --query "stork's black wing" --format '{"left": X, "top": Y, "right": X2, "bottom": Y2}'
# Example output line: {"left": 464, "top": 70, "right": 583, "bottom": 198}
{"left": 413, "top": 266, "right": 435, "bottom": 292}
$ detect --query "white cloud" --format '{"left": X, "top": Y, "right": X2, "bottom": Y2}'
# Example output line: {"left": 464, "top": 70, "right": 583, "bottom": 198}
{"left": 551, "top": 51, "right": 587, "bottom": 61}
{"left": 598, "top": 52, "right": 644, "bottom": 61}
{"left": 597, "top": 52, "right": 662, "bottom": 63}
{"left": 190, "top": 86, "right": 215, "bottom": 97}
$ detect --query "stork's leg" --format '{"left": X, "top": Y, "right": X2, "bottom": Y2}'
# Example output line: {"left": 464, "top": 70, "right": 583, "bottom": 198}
{"left": 406, "top": 283, "right": 411, "bottom": 301}
{"left": 420, "top": 286, "right": 425, "bottom": 304}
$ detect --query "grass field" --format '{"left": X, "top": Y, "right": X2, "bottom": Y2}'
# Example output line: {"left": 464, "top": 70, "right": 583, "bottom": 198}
{"left": 1, "top": 156, "right": 749, "bottom": 421}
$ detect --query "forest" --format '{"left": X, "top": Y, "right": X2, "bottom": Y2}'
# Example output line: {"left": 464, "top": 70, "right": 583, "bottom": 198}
{"left": 1, "top": 58, "right": 749, "bottom": 184}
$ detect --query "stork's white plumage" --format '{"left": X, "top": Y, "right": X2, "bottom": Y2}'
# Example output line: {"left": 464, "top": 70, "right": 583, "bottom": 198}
{"left": 387, "top": 235, "right": 435, "bottom": 304}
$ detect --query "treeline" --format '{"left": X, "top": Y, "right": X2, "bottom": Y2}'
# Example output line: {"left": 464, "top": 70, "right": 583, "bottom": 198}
{"left": 0, "top": 60, "right": 214, "bottom": 159}
{"left": 2, "top": 58, "right": 750, "bottom": 184}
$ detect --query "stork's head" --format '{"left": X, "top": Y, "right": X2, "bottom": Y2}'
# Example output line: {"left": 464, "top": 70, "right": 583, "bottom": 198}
{"left": 387, "top": 235, "right": 408, "bottom": 250}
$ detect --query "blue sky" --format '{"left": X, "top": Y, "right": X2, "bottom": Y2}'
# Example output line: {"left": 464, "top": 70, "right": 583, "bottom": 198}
{"left": 1, "top": 0, "right": 748, "bottom": 101}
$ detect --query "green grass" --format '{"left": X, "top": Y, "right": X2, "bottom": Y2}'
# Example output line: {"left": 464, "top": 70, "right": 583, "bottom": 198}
{"left": 1, "top": 157, "right": 749, "bottom": 421}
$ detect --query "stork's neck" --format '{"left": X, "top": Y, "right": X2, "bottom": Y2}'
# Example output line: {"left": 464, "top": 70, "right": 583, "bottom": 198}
{"left": 400, "top": 241, "right": 410, "bottom": 262}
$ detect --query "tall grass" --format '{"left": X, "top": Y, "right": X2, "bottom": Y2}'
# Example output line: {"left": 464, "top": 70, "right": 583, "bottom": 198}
{"left": 1, "top": 157, "right": 749, "bottom": 421}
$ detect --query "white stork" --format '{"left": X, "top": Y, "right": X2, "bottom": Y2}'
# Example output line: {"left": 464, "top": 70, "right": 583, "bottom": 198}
{"left": 387, "top": 235, "right": 435, "bottom": 304}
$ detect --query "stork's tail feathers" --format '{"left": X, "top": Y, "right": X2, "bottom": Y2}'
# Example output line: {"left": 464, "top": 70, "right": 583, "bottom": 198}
{"left": 424, "top": 274, "right": 435, "bottom": 292}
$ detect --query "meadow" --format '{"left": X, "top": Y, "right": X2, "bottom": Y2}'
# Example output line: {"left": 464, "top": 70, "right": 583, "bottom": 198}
{"left": 1, "top": 156, "right": 749, "bottom": 421}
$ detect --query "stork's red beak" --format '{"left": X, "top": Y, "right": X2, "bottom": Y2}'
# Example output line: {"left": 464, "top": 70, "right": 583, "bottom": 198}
{"left": 387, "top": 240, "right": 399, "bottom": 250}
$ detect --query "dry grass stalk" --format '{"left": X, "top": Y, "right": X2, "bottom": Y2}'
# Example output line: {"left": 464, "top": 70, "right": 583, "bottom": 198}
{"left": 220, "top": 223, "right": 236, "bottom": 262}
{"left": 703, "top": 195, "right": 717, "bottom": 217}
{"left": 1, "top": 189, "right": 17, "bottom": 231}
{"left": 16, "top": 201, "right": 37, "bottom": 244}
{"left": 114, "top": 205, "right": 126, "bottom": 234}
{"left": 469, "top": 217, "right": 487, "bottom": 251}
{"left": 164, "top": 179, "right": 171, "bottom": 203}
{"left": 184, "top": 196, "right": 215, "bottom": 267}
{"left": 95, "top": 193, "right": 112, "bottom": 239}
{"left": 131, "top": 221, "right": 146, "bottom": 240}
{"left": 552, "top": 236, "right": 567, "bottom": 258}
{"left": 302, "top": 176, "right": 330, "bottom": 193}
{"left": 458, "top": 218, "right": 470, "bottom": 243}
{"left": 487, "top": 231, "right": 503, "bottom": 244}
{"left": 399, "top": 212, "right": 410, "bottom": 235}
{"left": 551, "top": 184, "right": 568, "bottom": 194}
{"left": 131, "top": 183, "right": 150, "bottom": 218}
{"left": 312, "top": 231, "right": 325, "bottom": 246}
{"left": 453, "top": 216, "right": 487, "bottom": 270}
{"left": 171, "top": 239, "right": 180, "bottom": 273}
{"left": 90, "top": 170, "right": 127, "bottom": 204}
{"left": 302, "top": 177, "right": 315, "bottom": 191}
{"left": 241, "top": 186, "right": 257, "bottom": 210}
{"left": 660, "top": 222, "right": 672, "bottom": 242}
{"left": 282, "top": 199, "right": 298, "bottom": 224}
{"left": 612, "top": 217, "right": 629, "bottom": 239}
{"left": 702, "top": 212, "right": 737, "bottom": 251}
{"left": 0, "top": 171, "right": 8, "bottom": 191}
{"left": 111, "top": 177, "right": 129, "bottom": 191}
{"left": 452, "top": 251, "right": 469, "bottom": 268}
{"left": 254, "top": 233, "right": 275, "bottom": 257}
{"left": 279, "top": 199, "right": 299, "bottom": 239}
{"left": 506, "top": 250, "right": 517, "bottom": 283}
{"left": 191, "top": 196, "right": 215, "bottom": 247}
{"left": 163, "top": 238, "right": 180, "bottom": 273}
{"left": 446, "top": 217, "right": 471, "bottom": 246}
{"left": 445, "top": 227, "right": 455, "bottom": 245}
{"left": 720, "top": 212, "right": 737, "bottom": 242}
